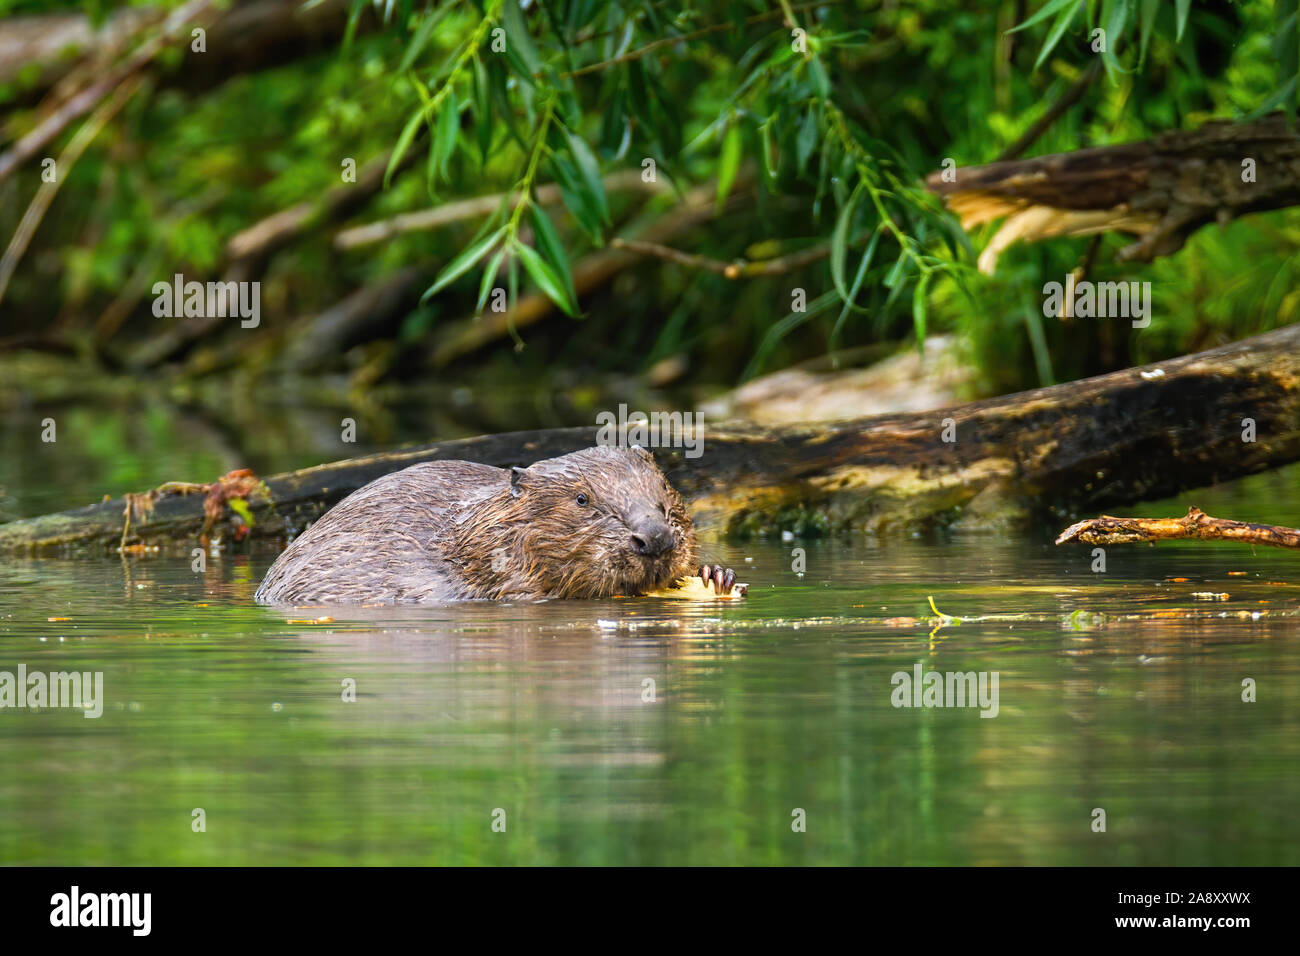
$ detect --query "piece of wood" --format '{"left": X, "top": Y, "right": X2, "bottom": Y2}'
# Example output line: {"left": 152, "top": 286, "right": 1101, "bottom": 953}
{"left": 1056, "top": 507, "right": 1300, "bottom": 550}
{"left": 2, "top": 322, "right": 1298, "bottom": 555}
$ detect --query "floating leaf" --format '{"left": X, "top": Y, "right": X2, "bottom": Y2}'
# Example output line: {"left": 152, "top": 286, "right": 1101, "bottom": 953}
{"left": 228, "top": 497, "right": 254, "bottom": 526}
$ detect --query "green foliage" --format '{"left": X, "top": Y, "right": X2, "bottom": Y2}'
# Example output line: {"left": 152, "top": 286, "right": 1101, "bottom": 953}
{"left": 378, "top": 0, "right": 971, "bottom": 366}
{"left": 3, "top": 0, "right": 1299, "bottom": 392}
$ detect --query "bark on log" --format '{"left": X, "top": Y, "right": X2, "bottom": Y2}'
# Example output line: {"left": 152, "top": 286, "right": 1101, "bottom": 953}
{"left": 926, "top": 112, "right": 1300, "bottom": 272}
{"left": 3, "top": 322, "right": 1298, "bottom": 555}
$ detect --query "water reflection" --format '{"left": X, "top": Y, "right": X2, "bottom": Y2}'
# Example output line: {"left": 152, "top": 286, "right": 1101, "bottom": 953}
{"left": 1, "top": 522, "right": 1297, "bottom": 865}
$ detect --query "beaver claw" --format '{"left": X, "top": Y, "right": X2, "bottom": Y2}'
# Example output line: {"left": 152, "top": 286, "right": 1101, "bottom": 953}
{"left": 698, "top": 564, "right": 747, "bottom": 597}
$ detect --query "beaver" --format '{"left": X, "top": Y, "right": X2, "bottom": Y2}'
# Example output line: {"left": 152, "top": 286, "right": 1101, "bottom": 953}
{"left": 254, "top": 444, "right": 744, "bottom": 605}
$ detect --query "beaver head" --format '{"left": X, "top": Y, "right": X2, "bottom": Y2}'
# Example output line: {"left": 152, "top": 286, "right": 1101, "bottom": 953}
{"left": 451, "top": 445, "right": 697, "bottom": 600}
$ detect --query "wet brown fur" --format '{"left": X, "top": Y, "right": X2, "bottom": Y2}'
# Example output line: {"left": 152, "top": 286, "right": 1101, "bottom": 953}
{"left": 254, "top": 445, "right": 696, "bottom": 605}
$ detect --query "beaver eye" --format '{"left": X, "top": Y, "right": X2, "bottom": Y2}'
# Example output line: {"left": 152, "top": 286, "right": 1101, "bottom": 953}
{"left": 575, "top": 493, "right": 589, "bottom": 507}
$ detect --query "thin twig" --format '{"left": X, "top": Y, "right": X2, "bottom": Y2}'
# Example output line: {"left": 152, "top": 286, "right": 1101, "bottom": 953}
{"left": 1055, "top": 233, "right": 1104, "bottom": 321}
{"left": 611, "top": 237, "right": 831, "bottom": 278}
{"left": 995, "top": 59, "right": 1102, "bottom": 162}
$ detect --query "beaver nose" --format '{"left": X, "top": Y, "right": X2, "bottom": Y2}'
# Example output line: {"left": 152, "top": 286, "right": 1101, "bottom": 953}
{"left": 630, "top": 517, "right": 674, "bottom": 557}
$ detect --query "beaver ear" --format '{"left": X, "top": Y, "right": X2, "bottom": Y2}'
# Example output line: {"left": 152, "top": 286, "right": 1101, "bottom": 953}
{"left": 629, "top": 444, "right": 655, "bottom": 463}
{"left": 510, "top": 466, "right": 528, "bottom": 498}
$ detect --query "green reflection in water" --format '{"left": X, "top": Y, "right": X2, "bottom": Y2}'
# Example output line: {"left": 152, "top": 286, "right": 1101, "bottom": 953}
{"left": 2, "top": 493, "right": 1298, "bottom": 865}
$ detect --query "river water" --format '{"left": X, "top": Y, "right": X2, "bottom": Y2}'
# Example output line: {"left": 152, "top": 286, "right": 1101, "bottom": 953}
{"left": 1, "top": 418, "right": 1298, "bottom": 865}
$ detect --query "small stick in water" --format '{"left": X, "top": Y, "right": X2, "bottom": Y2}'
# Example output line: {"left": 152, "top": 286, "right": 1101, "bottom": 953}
{"left": 1055, "top": 506, "right": 1300, "bottom": 550}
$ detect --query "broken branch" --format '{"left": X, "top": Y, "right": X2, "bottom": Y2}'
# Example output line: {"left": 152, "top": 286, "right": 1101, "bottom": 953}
{"left": 1056, "top": 507, "right": 1300, "bottom": 550}
{"left": 927, "top": 112, "right": 1300, "bottom": 273}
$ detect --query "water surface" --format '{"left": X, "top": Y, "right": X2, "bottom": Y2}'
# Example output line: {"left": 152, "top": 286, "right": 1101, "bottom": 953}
{"left": 2, "top": 462, "right": 1298, "bottom": 864}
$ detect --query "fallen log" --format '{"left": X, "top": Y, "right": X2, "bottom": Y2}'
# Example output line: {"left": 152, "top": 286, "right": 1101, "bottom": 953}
{"left": 1056, "top": 507, "right": 1300, "bottom": 550}
{"left": 2, "top": 322, "right": 1298, "bottom": 555}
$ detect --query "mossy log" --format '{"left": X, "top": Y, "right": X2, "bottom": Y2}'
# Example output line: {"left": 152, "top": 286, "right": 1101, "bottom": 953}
{"left": 2, "top": 323, "right": 1298, "bottom": 555}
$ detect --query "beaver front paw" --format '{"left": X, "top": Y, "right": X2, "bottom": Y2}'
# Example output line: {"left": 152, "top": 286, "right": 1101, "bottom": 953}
{"left": 699, "top": 564, "right": 748, "bottom": 596}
